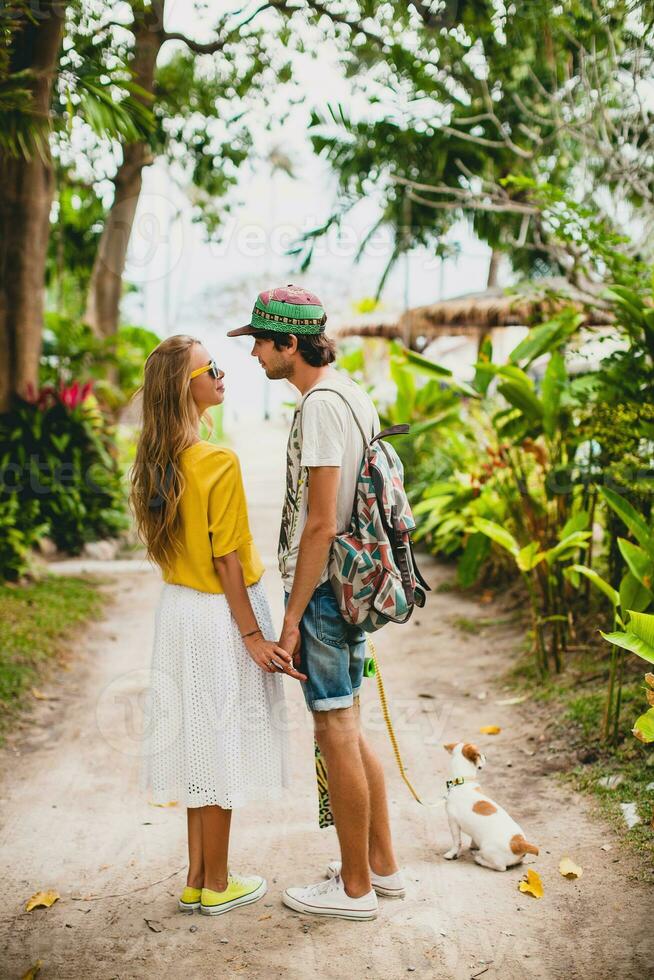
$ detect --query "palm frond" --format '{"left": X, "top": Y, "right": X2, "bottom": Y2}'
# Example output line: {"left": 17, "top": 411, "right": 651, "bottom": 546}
{"left": 0, "top": 71, "right": 50, "bottom": 159}
{"left": 73, "top": 77, "right": 154, "bottom": 142}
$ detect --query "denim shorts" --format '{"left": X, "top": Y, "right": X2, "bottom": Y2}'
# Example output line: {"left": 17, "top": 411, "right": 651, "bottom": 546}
{"left": 284, "top": 581, "right": 367, "bottom": 712}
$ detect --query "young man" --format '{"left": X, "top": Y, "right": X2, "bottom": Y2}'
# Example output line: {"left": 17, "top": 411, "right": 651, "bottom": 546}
{"left": 228, "top": 284, "right": 404, "bottom": 920}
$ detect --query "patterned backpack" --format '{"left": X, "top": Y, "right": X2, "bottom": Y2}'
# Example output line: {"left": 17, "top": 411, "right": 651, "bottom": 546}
{"left": 302, "top": 388, "right": 430, "bottom": 632}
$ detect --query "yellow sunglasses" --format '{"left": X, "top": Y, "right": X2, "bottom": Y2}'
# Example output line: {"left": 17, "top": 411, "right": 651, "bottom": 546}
{"left": 190, "top": 359, "right": 224, "bottom": 380}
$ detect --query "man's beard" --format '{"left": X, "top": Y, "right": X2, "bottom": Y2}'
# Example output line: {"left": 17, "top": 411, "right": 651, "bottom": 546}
{"left": 264, "top": 360, "right": 293, "bottom": 380}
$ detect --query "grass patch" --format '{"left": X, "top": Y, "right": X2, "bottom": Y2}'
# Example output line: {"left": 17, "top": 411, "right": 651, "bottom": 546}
{"left": 564, "top": 753, "right": 654, "bottom": 875}
{"left": 451, "top": 615, "right": 479, "bottom": 634}
{"left": 0, "top": 575, "right": 104, "bottom": 740}
{"left": 503, "top": 636, "right": 654, "bottom": 877}
{"left": 451, "top": 612, "right": 523, "bottom": 635}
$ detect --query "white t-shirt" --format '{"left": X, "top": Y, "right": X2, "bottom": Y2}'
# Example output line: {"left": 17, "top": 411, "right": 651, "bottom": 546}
{"left": 278, "top": 370, "right": 380, "bottom": 592}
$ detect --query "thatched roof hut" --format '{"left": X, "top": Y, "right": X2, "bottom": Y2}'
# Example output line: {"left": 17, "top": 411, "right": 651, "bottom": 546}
{"left": 333, "top": 278, "right": 611, "bottom": 352}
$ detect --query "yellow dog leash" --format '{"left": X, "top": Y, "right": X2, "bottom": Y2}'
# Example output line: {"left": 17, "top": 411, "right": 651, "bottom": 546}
{"left": 314, "top": 637, "right": 446, "bottom": 828}
{"left": 366, "top": 637, "right": 445, "bottom": 810}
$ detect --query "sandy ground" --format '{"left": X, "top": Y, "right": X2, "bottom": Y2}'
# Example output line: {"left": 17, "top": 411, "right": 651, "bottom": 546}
{"left": 0, "top": 421, "right": 651, "bottom": 980}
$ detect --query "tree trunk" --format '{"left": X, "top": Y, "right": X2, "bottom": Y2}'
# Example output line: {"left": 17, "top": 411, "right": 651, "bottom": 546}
{"left": 84, "top": 6, "right": 163, "bottom": 339}
{"left": 0, "top": 2, "right": 65, "bottom": 412}
{"left": 486, "top": 247, "right": 501, "bottom": 288}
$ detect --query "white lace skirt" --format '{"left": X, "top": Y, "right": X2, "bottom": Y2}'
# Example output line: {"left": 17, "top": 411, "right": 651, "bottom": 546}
{"left": 140, "top": 578, "right": 290, "bottom": 809}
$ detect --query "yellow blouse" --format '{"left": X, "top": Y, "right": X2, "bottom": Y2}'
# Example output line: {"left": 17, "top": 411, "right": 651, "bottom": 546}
{"left": 163, "top": 442, "right": 264, "bottom": 594}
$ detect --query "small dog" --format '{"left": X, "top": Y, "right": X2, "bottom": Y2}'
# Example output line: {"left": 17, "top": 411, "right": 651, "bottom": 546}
{"left": 442, "top": 741, "right": 539, "bottom": 871}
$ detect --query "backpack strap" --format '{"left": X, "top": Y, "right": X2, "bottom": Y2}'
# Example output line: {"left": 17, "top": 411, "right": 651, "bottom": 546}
{"left": 371, "top": 424, "right": 409, "bottom": 442}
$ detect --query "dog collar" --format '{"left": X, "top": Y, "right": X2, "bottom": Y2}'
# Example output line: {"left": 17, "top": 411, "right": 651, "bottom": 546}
{"left": 445, "top": 776, "right": 474, "bottom": 791}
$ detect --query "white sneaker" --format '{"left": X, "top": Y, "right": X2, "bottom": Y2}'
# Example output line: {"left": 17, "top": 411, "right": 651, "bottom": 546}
{"left": 283, "top": 875, "right": 378, "bottom": 920}
{"left": 326, "top": 860, "right": 406, "bottom": 898}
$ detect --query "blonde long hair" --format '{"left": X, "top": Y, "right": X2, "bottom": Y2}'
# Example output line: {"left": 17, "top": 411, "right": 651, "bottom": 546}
{"left": 130, "top": 334, "right": 206, "bottom": 570}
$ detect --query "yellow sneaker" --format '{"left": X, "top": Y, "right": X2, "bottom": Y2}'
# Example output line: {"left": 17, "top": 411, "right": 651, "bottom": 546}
{"left": 178, "top": 886, "right": 202, "bottom": 913}
{"left": 200, "top": 873, "right": 267, "bottom": 916}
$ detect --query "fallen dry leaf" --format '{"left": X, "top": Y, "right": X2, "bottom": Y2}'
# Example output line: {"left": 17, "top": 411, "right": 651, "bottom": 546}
{"left": 149, "top": 801, "right": 178, "bottom": 808}
{"left": 480, "top": 590, "right": 494, "bottom": 604}
{"left": 144, "top": 918, "right": 164, "bottom": 933}
{"left": 25, "top": 890, "right": 60, "bottom": 912}
{"left": 479, "top": 725, "right": 501, "bottom": 735}
{"left": 495, "top": 695, "right": 528, "bottom": 706}
{"left": 31, "top": 688, "right": 57, "bottom": 701}
{"left": 600, "top": 844, "right": 612, "bottom": 852}
{"left": 644, "top": 672, "right": 654, "bottom": 688}
{"left": 559, "top": 857, "right": 583, "bottom": 879}
{"left": 20, "top": 960, "right": 43, "bottom": 980}
{"left": 258, "top": 914, "right": 272, "bottom": 920}
{"left": 518, "top": 869, "right": 543, "bottom": 899}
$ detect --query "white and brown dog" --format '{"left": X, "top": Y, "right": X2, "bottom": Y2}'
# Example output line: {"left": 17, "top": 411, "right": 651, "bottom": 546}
{"left": 442, "top": 741, "right": 539, "bottom": 871}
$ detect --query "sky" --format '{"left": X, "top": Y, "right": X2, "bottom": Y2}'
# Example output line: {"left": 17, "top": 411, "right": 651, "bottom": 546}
{"left": 119, "top": 1, "right": 498, "bottom": 422}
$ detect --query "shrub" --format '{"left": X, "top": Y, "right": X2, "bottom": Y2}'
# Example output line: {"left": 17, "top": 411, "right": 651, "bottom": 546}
{"left": 0, "top": 497, "right": 46, "bottom": 582}
{"left": 0, "top": 383, "right": 129, "bottom": 571}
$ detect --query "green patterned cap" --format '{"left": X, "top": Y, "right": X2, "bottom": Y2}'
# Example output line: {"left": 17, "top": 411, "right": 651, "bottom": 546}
{"left": 227, "top": 284, "right": 327, "bottom": 337}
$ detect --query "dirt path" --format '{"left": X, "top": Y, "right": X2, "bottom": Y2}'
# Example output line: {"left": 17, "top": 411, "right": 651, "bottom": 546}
{"left": 1, "top": 421, "right": 650, "bottom": 980}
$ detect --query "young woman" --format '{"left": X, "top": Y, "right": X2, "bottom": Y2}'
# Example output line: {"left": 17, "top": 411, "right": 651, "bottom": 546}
{"left": 131, "top": 334, "right": 302, "bottom": 917}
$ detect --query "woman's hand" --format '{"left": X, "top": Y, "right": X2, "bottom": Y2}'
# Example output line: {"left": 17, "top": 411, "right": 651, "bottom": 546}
{"left": 244, "top": 633, "right": 307, "bottom": 681}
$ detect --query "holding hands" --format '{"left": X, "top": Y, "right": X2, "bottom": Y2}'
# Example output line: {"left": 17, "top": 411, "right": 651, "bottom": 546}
{"left": 244, "top": 629, "right": 306, "bottom": 681}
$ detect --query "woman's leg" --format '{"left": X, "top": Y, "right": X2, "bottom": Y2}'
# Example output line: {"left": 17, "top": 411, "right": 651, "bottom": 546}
{"left": 186, "top": 807, "right": 204, "bottom": 888}
{"left": 200, "top": 805, "right": 233, "bottom": 892}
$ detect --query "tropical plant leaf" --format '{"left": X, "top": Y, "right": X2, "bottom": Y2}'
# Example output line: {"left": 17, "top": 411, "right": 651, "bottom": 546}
{"left": 472, "top": 518, "right": 519, "bottom": 557}
{"left": 627, "top": 610, "right": 654, "bottom": 649}
{"left": 632, "top": 707, "right": 654, "bottom": 743}
{"left": 473, "top": 336, "right": 494, "bottom": 394}
{"left": 619, "top": 571, "right": 652, "bottom": 615}
{"left": 404, "top": 348, "right": 479, "bottom": 397}
{"left": 560, "top": 511, "right": 589, "bottom": 537}
{"left": 568, "top": 564, "right": 619, "bottom": 607}
{"left": 497, "top": 380, "right": 544, "bottom": 421}
{"left": 409, "top": 408, "right": 461, "bottom": 437}
{"left": 545, "top": 531, "right": 591, "bottom": 565}
{"left": 618, "top": 538, "right": 654, "bottom": 590}
{"left": 541, "top": 350, "right": 566, "bottom": 437}
{"left": 603, "top": 286, "right": 646, "bottom": 328}
{"left": 599, "top": 487, "right": 654, "bottom": 559}
{"left": 600, "top": 629, "right": 654, "bottom": 663}
{"left": 457, "top": 532, "right": 491, "bottom": 587}
{"left": 516, "top": 540, "right": 545, "bottom": 571}
{"left": 509, "top": 311, "right": 584, "bottom": 366}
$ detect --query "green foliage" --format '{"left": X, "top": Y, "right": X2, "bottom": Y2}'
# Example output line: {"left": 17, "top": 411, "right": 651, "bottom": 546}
{"left": 46, "top": 170, "right": 106, "bottom": 319}
{"left": 0, "top": 391, "right": 129, "bottom": 571}
{"left": 0, "top": 497, "right": 46, "bottom": 582}
{"left": 300, "top": 1, "right": 652, "bottom": 285}
{"left": 339, "top": 221, "right": 654, "bottom": 692}
{"left": 601, "top": 611, "right": 654, "bottom": 744}
{"left": 41, "top": 315, "right": 160, "bottom": 411}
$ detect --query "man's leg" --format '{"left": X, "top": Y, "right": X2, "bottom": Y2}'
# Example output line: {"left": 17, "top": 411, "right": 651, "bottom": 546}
{"left": 358, "top": 732, "right": 400, "bottom": 877}
{"left": 314, "top": 706, "right": 372, "bottom": 898}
